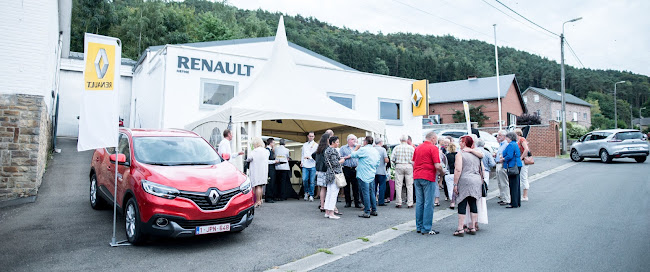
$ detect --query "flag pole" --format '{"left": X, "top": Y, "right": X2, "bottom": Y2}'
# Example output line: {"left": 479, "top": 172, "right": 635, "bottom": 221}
{"left": 110, "top": 37, "right": 130, "bottom": 247}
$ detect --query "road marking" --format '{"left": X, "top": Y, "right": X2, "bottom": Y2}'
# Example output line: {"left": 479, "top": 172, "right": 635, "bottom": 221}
{"left": 266, "top": 162, "right": 577, "bottom": 272}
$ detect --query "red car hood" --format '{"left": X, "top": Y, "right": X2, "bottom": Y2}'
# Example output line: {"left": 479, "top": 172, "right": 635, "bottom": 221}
{"left": 137, "top": 162, "right": 245, "bottom": 192}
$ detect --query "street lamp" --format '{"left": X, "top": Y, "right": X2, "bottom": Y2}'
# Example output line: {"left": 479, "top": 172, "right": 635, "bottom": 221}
{"left": 560, "top": 17, "right": 582, "bottom": 153}
{"left": 614, "top": 80, "right": 625, "bottom": 128}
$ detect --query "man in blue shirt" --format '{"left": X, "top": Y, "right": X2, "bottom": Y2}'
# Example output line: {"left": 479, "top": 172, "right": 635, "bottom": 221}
{"left": 495, "top": 130, "right": 510, "bottom": 205}
{"left": 348, "top": 136, "right": 380, "bottom": 218}
{"left": 339, "top": 134, "right": 361, "bottom": 208}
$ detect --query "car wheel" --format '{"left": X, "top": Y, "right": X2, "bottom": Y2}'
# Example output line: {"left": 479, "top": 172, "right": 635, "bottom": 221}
{"left": 125, "top": 198, "right": 146, "bottom": 245}
{"left": 635, "top": 156, "right": 647, "bottom": 163}
{"left": 570, "top": 149, "right": 583, "bottom": 162}
{"left": 599, "top": 149, "right": 612, "bottom": 163}
{"left": 90, "top": 173, "right": 107, "bottom": 210}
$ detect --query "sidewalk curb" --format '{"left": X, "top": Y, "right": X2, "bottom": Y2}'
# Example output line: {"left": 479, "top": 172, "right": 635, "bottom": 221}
{"left": 266, "top": 162, "right": 577, "bottom": 272}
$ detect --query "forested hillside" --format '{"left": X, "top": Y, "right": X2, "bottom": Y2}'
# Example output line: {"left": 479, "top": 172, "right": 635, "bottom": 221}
{"left": 71, "top": 0, "right": 650, "bottom": 130}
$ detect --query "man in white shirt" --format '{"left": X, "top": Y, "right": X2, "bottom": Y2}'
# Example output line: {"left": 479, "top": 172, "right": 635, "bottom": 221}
{"left": 218, "top": 129, "right": 244, "bottom": 161}
{"left": 300, "top": 132, "right": 318, "bottom": 201}
{"left": 274, "top": 139, "right": 291, "bottom": 201}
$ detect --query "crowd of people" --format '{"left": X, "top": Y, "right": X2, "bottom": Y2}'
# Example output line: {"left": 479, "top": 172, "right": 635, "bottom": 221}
{"left": 226, "top": 126, "right": 533, "bottom": 235}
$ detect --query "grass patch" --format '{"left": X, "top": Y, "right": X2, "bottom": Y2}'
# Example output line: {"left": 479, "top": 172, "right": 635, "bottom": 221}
{"left": 557, "top": 153, "right": 570, "bottom": 159}
{"left": 357, "top": 237, "right": 370, "bottom": 242}
{"left": 391, "top": 227, "right": 398, "bottom": 230}
{"left": 317, "top": 248, "right": 333, "bottom": 255}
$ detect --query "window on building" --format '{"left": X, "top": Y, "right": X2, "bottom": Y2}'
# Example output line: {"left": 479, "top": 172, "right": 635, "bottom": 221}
{"left": 200, "top": 79, "right": 237, "bottom": 108}
{"left": 534, "top": 95, "right": 540, "bottom": 103}
{"left": 327, "top": 92, "right": 355, "bottom": 109}
{"left": 507, "top": 112, "right": 517, "bottom": 126}
{"left": 536, "top": 110, "right": 541, "bottom": 116}
{"left": 523, "top": 96, "right": 528, "bottom": 104}
{"left": 584, "top": 113, "right": 587, "bottom": 120}
{"left": 573, "top": 112, "right": 578, "bottom": 122}
{"left": 379, "top": 98, "right": 402, "bottom": 125}
{"left": 556, "top": 110, "right": 561, "bottom": 121}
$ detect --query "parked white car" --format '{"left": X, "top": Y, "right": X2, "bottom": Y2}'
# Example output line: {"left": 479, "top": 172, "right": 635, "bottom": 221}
{"left": 570, "top": 129, "right": 649, "bottom": 163}
{"left": 424, "top": 129, "right": 500, "bottom": 155}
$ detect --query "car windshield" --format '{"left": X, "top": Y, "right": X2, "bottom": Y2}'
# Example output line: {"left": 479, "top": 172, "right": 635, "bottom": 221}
{"left": 133, "top": 136, "right": 221, "bottom": 166}
{"left": 615, "top": 131, "right": 644, "bottom": 140}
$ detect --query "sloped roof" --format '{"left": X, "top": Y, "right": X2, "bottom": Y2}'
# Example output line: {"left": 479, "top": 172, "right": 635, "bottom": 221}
{"left": 523, "top": 87, "right": 592, "bottom": 107}
{"left": 428, "top": 74, "right": 518, "bottom": 104}
{"left": 145, "top": 36, "right": 356, "bottom": 71}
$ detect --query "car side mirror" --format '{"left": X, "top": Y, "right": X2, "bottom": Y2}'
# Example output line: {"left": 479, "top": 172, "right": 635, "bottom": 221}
{"left": 221, "top": 153, "right": 230, "bottom": 161}
{"left": 109, "top": 154, "right": 128, "bottom": 165}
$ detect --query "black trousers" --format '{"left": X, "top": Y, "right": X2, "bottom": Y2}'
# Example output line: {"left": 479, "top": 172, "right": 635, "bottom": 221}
{"left": 441, "top": 175, "right": 449, "bottom": 199}
{"left": 276, "top": 170, "right": 291, "bottom": 199}
{"left": 508, "top": 167, "right": 521, "bottom": 207}
{"left": 457, "top": 196, "right": 478, "bottom": 215}
{"left": 265, "top": 168, "right": 277, "bottom": 199}
{"left": 343, "top": 166, "right": 360, "bottom": 205}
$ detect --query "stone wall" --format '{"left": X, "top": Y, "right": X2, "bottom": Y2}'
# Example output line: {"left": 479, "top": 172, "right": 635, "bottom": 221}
{"left": 480, "top": 121, "right": 560, "bottom": 157}
{"left": 0, "top": 94, "right": 51, "bottom": 202}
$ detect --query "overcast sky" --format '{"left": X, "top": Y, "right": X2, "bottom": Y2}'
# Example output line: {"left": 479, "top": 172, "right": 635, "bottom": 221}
{"left": 228, "top": 0, "right": 650, "bottom": 77}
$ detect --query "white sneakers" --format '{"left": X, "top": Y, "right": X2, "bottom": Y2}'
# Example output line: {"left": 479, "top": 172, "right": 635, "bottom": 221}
{"left": 325, "top": 214, "right": 340, "bottom": 219}
{"left": 304, "top": 194, "right": 308, "bottom": 201}
{"left": 309, "top": 196, "right": 314, "bottom": 202}
{"left": 522, "top": 197, "right": 529, "bottom": 201}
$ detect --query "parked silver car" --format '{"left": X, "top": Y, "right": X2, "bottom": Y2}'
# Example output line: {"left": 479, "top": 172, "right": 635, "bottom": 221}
{"left": 570, "top": 129, "right": 649, "bottom": 163}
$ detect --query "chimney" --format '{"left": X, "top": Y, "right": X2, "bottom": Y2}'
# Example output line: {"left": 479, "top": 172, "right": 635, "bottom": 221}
{"left": 467, "top": 76, "right": 477, "bottom": 80}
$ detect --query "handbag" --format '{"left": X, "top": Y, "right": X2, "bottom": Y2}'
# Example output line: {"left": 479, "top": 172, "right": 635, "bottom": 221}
{"left": 524, "top": 151, "right": 534, "bottom": 165}
{"left": 326, "top": 156, "right": 347, "bottom": 188}
{"left": 479, "top": 162, "right": 487, "bottom": 197}
{"left": 506, "top": 165, "right": 519, "bottom": 175}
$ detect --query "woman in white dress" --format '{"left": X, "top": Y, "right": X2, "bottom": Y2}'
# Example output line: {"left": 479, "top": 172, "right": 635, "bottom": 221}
{"left": 246, "top": 137, "right": 270, "bottom": 208}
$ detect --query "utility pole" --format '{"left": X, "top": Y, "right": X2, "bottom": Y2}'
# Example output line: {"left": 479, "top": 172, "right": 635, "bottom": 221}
{"left": 560, "top": 17, "right": 582, "bottom": 153}
{"left": 494, "top": 24, "right": 503, "bottom": 131}
{"left": 614, "top": 80, "right": 625, "bottom": 128}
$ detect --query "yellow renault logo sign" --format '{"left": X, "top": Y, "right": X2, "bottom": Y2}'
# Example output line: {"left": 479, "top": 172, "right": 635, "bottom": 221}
{"left": 412, "top": 80, "right": 429, "bottom": 117}
{"left": 84, "top": 42, "right": 115, "bottom": 90}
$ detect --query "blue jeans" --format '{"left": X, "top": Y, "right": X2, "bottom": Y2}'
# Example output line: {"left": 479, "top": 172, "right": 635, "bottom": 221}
{"left": 375, "top": 174, "right": 387, "bottom": 205}
{"left": 302, "top": 167, "right": 316, "bottom": 196}
{"left": 358, "top": 178, "right": 377, "bottom": 215}
{"left": 414, "top": 179, "right": 436, "bottom": 232}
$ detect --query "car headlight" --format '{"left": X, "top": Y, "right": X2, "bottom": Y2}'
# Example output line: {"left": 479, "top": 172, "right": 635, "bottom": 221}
{"left": 142, "top": 180, "right": 179, "bottom": 199}
{"left": 240, "top": 176, "right": 251, "bottom": 194}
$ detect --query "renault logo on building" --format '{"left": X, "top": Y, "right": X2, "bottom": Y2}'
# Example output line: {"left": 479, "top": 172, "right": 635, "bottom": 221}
{"left": 411, "top": 88, "right": 423, "bottom": 107}
{"left": 208, "top": 189, "right": 220, "bottom": 205}
{"left": 94, "top": 48, "right": 110, "bottom": 79}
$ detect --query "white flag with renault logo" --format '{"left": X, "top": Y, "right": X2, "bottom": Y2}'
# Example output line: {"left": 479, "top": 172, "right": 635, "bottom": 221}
{"left": 77, "top": 33, "right": 121, "bottom": 151}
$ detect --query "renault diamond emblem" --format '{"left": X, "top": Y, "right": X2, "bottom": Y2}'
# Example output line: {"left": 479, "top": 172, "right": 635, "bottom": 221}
{"left": 94, "top": 48, "right": 109, "bottom": 79}
{"left": 208, "top": 189, "right": 220, "bottom": 205}
{"left": 411, "top": 89, "right": 423, "bottom": 107}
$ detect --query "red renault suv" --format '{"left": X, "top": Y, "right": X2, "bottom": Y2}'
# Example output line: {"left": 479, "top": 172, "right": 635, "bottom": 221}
{"left": 89, "top": 128, "right": 254, "bottom": 244}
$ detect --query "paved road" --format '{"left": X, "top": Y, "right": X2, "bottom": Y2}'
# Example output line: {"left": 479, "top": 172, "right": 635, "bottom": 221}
{"left": 0, "top": 138, "right": 623, "bottom": 272}
{"left": 313, "top": 158, "right": 650, "bottom": 271}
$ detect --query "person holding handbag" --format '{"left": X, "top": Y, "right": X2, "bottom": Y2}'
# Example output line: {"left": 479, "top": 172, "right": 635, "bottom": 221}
{"left": 452, "top": 136, "right": 484, "bottom": 237}
{"left": 324, "top": 136, "right": 345, "bottom": 219}
{"left": 502, "top": 132, "right": 523, "bottom": 209}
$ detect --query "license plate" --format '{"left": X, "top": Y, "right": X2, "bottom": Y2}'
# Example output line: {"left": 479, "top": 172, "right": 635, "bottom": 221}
{"left": 628, "top": 147, "right": 640, "bottom": 151}
{"left": 195, "top": 223, "right": 230, "bottom": 235}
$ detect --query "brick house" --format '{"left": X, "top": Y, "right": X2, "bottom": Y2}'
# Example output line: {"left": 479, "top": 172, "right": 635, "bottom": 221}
{"left": 428, "top": 74, "right": 526, "bottom": 127}
{"left": 522, "top": 87, "right": 592, "bottom": 128}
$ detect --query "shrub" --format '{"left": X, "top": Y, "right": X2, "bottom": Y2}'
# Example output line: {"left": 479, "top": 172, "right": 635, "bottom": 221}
{"left": 517, "top": 113, "right": 541, "bottom": 125}
{"left": 566, "top": 122, "right": 588, "bottom": 139}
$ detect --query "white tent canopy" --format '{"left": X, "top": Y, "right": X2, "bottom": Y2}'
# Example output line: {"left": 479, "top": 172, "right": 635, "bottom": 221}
{"left": 185, "top": 16, "right": 385, "bottom": 142}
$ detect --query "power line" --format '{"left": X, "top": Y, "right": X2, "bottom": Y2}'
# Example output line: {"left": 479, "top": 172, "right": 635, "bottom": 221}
{"left": 479, "top": 0, "right": 557, "bottom": 40}
{"left": 493, "top": 0, "right": 559, "bottom": 37}
{"left": 564, "top": 38, "right": 585, "bottom": 68}
{"left": 391, "top": 0, "right": 492, "bottom": 38}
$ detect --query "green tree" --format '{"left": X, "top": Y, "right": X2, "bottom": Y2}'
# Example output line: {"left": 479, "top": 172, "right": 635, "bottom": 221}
{"left": 452, "top": 105, "right": 489, "bottom": 127}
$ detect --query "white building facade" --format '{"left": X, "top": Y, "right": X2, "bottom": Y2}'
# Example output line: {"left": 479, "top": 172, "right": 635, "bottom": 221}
{"left": 131, "top": 37, "right": 423, "bottom": 145}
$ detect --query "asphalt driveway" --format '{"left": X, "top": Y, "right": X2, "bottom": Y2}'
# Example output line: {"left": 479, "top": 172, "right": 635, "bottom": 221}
{"left": 0, "top": 138, "right": 570, "bottom": 272}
